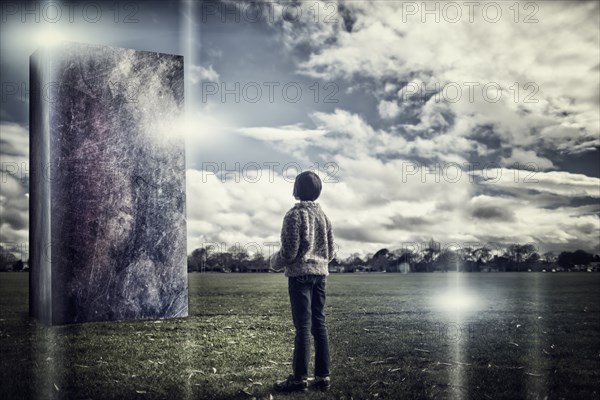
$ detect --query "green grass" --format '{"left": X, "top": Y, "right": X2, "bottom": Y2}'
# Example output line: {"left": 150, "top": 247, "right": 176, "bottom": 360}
{"left": 1, "top": 272, "right": 599, "bottom": 399}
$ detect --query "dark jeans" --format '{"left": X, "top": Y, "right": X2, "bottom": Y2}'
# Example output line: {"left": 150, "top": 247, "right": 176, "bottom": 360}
{"left": 288, "top": 274, "right": 330, "bottom": 380}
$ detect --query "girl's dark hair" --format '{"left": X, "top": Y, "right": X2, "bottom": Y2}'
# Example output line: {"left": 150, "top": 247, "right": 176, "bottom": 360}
{"left": 293, "top": 171, "right": 322, "bottom": 201}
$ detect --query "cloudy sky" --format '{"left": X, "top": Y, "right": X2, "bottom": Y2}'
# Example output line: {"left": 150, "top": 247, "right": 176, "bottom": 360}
{"left": 1, "top": 0, "right": 599, "bottom": 260}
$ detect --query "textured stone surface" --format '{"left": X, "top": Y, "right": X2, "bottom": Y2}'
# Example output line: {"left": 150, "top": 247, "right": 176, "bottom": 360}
{"left": 30, "top": 43, "right": 187, "bottom": 325}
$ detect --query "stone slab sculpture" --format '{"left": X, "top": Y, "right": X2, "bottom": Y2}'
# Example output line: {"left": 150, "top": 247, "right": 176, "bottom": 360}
{"left": 29, "top": 42, "right": 187, "bottom": 325}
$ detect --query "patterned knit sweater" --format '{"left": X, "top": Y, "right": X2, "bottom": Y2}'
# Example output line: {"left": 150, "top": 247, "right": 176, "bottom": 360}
{"left": 271, "top": 201, "right": 335, "bottom": 277}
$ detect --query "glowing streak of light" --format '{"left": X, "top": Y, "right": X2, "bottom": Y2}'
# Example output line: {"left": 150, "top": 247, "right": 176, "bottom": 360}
{"left": 180, "top": 2, "right": 195, "bottom": 399}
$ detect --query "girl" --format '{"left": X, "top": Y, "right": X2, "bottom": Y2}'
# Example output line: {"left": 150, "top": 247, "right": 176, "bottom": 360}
{"left": 271, "top": 170, "right": 335, "bottom": 392}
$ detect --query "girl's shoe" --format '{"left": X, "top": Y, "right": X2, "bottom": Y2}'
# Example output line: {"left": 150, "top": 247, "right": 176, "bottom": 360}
{"left": 273, "top": 375, "right": 308, "bottom": 392}
{"left": 313, "top": 376, "right": 331, "bottom": 391}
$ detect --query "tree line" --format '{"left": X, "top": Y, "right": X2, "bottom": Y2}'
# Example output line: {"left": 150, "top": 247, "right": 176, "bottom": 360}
{"left": 332, "top": 244, "right": 599, "bottom": 273}
{"left": 186, "top": 241, "right": 600, "bottom": 273}
{"left": 1, "top": 243, "right": 597, "bottom": 273}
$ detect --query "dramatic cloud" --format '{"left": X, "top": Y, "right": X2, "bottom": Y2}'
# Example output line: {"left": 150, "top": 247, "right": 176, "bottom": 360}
{"left": 378, "top": 100, "right": 401, "bottom": 120}
{"left": 501, "top": 148, "right": 554, "bottom": 171}
{"left": 0, "top": 122, "right": 28, "bottom": 165}
{"left": 0, "top": 173, "right": 28, "bottom": 248}
{"left": 476, "top": 169, "right": 600, "bottom": 199}
{"left": 237, "top": 124, "right": 326, "bottom": 141}
{"left": 240, "top": 111, "right": 600, "bottom": 255}
{"left": 0, "top": 122, "right": 29, "bottom": 250}
{"left": 185, "top": 168, "right": 296, "bottom": 255}
{"left": 188, "top": 64, "right": 220, "bottom": 84}
{"left": 272, "top": 1, "right": 599, "bottom": 159}
{"left": 472, "top": 205, "right": 516, "bottom": 222}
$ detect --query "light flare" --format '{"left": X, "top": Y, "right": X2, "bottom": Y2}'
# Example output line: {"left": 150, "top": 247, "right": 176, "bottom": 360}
{"left": 433, "top": 289, "right": 480, "bottom": 313}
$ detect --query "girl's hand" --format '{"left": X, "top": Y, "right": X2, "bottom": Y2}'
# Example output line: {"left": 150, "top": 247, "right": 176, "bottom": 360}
{"left": 269, "top": 251, "right": 284, "bottom": 272}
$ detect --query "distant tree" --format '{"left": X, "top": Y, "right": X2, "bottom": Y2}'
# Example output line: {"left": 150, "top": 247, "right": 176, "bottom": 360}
{"left": 507, "top": 244, "right": 536, "bottom": 271}
{"left": 490, "top": 255, "right": 511, "bottom": 272}
{"left": 474, "top": 247, "right": 492, "bottom": 263}
{"left": 371, "top": 248, "right": 390, "bottom": 272}
{"left": 399, "top": 249, "right": 421, "bottom": 265}
{"left": 252, "top": 251, "right": 266, "bottom": 264}
{"left": 373, "top": 248, "right": 389, "bottom": 258}
{"left": 12, "top": 260, "right": 24, "bottom": 272}
{"left": 205, "top": 249, "right": 234, "bottom": 272}
{"left": 398, "top": 250, "right": 416, "bottom": 263}
{"left": 188, "top": 247, "right": 209, "bottom": 272}
{"left": 386, "top": 250, "right": 415, "bottom": 273}
{"left": 420, "top": 239, "right": 440, "bottom": 272}
{"left": 437, "top": 250, "right": 457, "bottom": 272}
{"left": 557, "top": 251, "right": 574, "bottom": 268}
{"left": 459, "top": 247, "right": 477, "bottom": 272}
{"left": 572, "top": 250, "right": 594, "bottom": 265}
{"left": 351, "top": 256, "right": 364, "bottom": 269}
{"left": 558, "top": 250, "right": 594, "bottom": 268}
{"left": 328, "top": 258, "right": 341, "bottom": 271}
{"left": 247, "top": 252, "right": 268, "bottom": 272}
{"left": 543, "top": 251, "right": 556, "bottom": 263}
{"left": 341, "top": 254, "right": 364, "bottom": 272}
{"left": 338, "top": 256, "right": 352, "bottom": 272}
{"left": 473, "top": 247, "right": 492, "bottom": 272}
{"left": 229, "top": 246, "right": 250, "bottom": 272}
{"left": 524, "top": 252, "right": 541, "bottom": 271}
{"left": 0, "top": 245, "right": 18, "bottom": 272}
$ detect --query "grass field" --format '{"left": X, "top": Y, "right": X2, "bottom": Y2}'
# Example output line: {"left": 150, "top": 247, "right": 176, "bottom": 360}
{"left": 1, "top": 272, "right": 599, "bottom": 400}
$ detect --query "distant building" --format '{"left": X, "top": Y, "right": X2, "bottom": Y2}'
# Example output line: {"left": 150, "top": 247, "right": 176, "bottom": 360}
{"left": 587, "top": 261, "right": 600, "bottom": 272}
{"left": 246, "top": 264, "right": 270, "bottom": 273}
{"left": 329, "top": 265, "right": 345, "bottom": 273}
{"left": 481, "top": 266, "right": 499, "bottom": 272}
